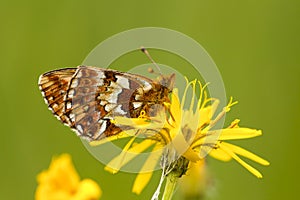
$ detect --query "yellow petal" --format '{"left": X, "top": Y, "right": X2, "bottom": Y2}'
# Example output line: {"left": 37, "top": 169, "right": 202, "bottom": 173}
{"left": 221, "top": 142, "right": 270, "bottom": 166}
{"left": 114, "top": 116, "right": 150, "bottom": 127}
{"left": 169, "top": 89, "right": 181, "bottom": 124}
{"left": 219, "top": 142, "right": 265, "bottom": 178}
{"left": 35, "top": 154, "right": 101, "bottom": 200}
{"left": 182, "top": 110, "right": 200, "bottom": 138}
{"left": 113, "top": 111, "right": 167, "bottom": 130}
{"left": 209, "top": 147, "right": 232, "bottom": 162}
{"left": 171, "top": 130, "right": 201, "bottom": 162}
{"left": 191, "top": 131, "right": 220, "bottom": 150}
{"left": 214, "top": 128, "right": 262, "bottom": 140}
{"left": 182, "top": 147, "right": 201, "bottom": 162}
{"left": 198, "top": 106, "right": 213, "bottom": 127}
{"left": 132, "top": 172, "right": 153, "bottom": 195}
{"left": 104, "top": 136, "right": 137, "bottom": 174}
{"left": 105, "top": 139, "right": 157, "bottom": 174}
{"left": 192, "top": 128, "right": 262, "bottom": 152}
{"left": 73, "top": 179, "right": 102, "bottom": 200}
{"left": 37, "top": 154, "right": 80, "bottom": 192}
{"left": 132, "top": 144, "right": 163, "bottom": 194}
{"left": 198, "top": 99, "right": 220, "bottom": 128}
{"left": 89, "top": 130, "right": 135, "bottom": 146}
{"left": 178, "top": 160, "right": 207, "bottom": 198}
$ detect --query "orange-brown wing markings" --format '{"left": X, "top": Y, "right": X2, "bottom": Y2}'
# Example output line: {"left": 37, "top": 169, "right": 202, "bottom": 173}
{"left": 64, "top": 66, "right": 155, "bottom": 140}
{"left": 39, "top": 66, "right": 174, "bottom": 141}
{"left": 38, "top": 68, "right": 77, "bottom": 126}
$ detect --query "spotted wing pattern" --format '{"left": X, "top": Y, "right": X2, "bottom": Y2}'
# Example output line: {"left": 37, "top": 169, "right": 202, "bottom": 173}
{"left": 38, "top": 68, "right": 76, "bottom": 125}
{"left": 39, "top": 66, "right": 175, "bottom": 141}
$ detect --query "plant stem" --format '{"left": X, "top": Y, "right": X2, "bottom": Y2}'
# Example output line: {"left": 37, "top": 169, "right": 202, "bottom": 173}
{"left": 162, "top": 172, "right": 179, "bottom": 200}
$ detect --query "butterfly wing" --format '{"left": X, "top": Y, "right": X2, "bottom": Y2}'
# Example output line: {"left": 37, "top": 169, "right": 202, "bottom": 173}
{"left": 64, "top": 66, "right": 154, "bottom": 140}
{"left": 38, "top": 68, "right": 77, "bottom": 125}
{"left": 39, "top": 66, "right": 165, "bottom": 141}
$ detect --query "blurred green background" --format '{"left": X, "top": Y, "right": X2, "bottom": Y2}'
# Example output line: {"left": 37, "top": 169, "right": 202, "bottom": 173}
{"left": 1, "top": 0, "right": 299, "bottom": 199}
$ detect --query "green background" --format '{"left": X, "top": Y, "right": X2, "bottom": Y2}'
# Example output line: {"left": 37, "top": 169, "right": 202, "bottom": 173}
{"left": 1, "top": 0, "right": 299, "bottom": 199}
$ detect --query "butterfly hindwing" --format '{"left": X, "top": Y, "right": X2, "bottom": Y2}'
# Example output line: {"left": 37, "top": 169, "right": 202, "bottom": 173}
{"left": 64, "top": 66, "right": 156, "bottom": 140}
{"left": 39, "top": 66, "right": 175, "bottom": 141}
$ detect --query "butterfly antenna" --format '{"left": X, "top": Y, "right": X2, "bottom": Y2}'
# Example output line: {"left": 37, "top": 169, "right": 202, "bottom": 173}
{"left": 141, "top": 46, "right": 162, "bottom": 75}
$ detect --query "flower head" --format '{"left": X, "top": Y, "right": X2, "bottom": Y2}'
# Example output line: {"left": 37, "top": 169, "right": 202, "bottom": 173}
{"left": 35, "top": 154, "right": 102, "bottom": 200}
{"left": 92, "top": 78, "right": 269, "bottom": 196}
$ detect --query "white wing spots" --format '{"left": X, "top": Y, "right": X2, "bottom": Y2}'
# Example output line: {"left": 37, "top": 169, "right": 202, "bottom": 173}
{"left": 71, "top": 128, "right": 81, "bottom": 136}
{"left": 48, "top": 106, "right": 53, "bottom": 112}
{"left": 137, "top": 88, "right": 144, "bottom": 95}
{"left": 103, "top": 116, "right": 113, "bottom": 120}
{"left": 106, "top": 86, "right": 113, "bottom": 92}
{"left": 97, "top": 93, "right": 107, "bottom": 100}
{"left": 43, "top": 97, "right": 50, "bottom": 105}
{"left": 138, "top": 78, "right": 152, "bottom": 91}
{"left": 109, "top": 81, "right": 119, "bottom": 89}
{"left": 114, "top": 105, "right": 127, "bottom": 115}
{"left": 105, "top": 104, "right": 116, "bottom": 112}
{"left": 116, "top": 75, "right": 130, "bottom": 89}
{"left": 69, "top": 113, "right": 75, "bottom": 122}
{"left": 104, "top": 104, "right": 126, "bottom": 115}
{"left": 132, "top": 102, "right": 143, "bottom": 109}
{"left": 96, "top": 71, "right": 105, "bottom": 79}
{"left": 68, "top": 89, "right": 75, "bottom": 98}
{"left": 96, "top": 79, "right": 104, "bottom": 86}
{"left": 54, "top": 115, "right": 61, "bottom": 121}
{"left": 135, "top": 94, "right": 142, "bottom": 101}
{"left": 134, "top": 88, "right": 144, "bottom": 101}
{"left": 40, "top": 90, "right": 45, "bottom": 97}
{"left": 97, "top": 120, "right": 107, "bottom": 136}
{"left": 76, "top": 70, "right": 83, "bottom": 78}
{"left": 71, "top": 79, "right": 78, "bottom": 88}
{"left": 107, "top": 82, "right": 122, "bottom": 103}
{"left": 99, "top": 100, "right": 107, "bottom": 106}
{"left": 76, "top": 125, "right": 83, "bottom": 134}
{"left": 143, "top": 84, "right": 152, "bottom": 91}
{"left": 66, "top": 102, "right": 72, "bottom": 109}
{"left": 107, "top": 93, "right": 119, "bottom": 104}
{"left": 38, "top": 75, "right": 44, "bottom": 86}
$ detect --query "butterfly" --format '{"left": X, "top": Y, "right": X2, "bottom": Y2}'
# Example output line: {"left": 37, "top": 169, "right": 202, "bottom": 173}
{"left": 38, "top": 65, "right": 175, "bottom": 141}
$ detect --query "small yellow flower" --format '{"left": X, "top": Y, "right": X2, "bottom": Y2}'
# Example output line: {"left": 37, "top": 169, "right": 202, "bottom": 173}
{"left": 93, "top": 78, "right": 269, "bottom": 197}
{"left": 35, "top": 154, "right": 102, "bottom": 200}
{"left": 178, "top": 160, "right": 208, "bottom": 199}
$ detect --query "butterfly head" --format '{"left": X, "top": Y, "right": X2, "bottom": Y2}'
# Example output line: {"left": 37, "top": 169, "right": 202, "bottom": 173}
{"left": 157, "top": 73, "right": 176, "bottom": 92}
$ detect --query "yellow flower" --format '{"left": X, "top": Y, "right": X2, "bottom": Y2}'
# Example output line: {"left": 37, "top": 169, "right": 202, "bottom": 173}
{"left": 178, "top": 160, "right": 208, "bottom": 199}
{"left": 92, "top": 79, "right": 269, "bottom": 196}
{"left": 35, "top": 154, "right": 102, "bottom": 200}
